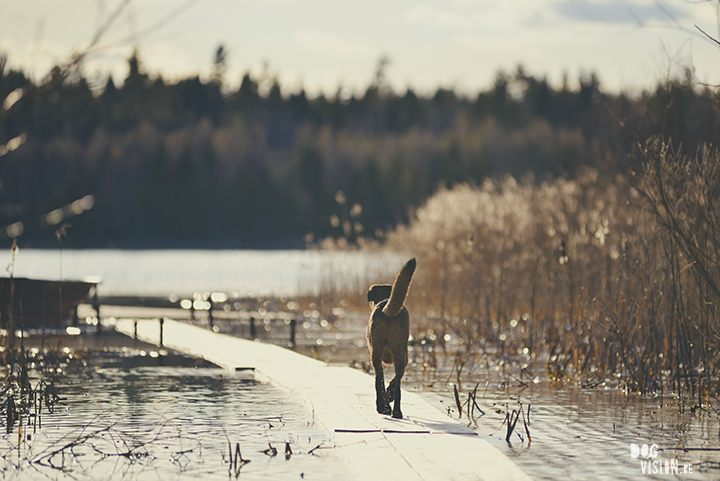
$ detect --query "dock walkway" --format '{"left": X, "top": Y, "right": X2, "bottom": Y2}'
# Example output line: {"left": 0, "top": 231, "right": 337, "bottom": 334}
{"left": 114, "top": 318, "right": 531, "bottom": 481}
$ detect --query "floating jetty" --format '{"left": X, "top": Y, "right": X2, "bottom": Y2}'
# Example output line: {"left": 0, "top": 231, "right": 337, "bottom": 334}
{"left": 114, "top": 318, "right": 531, "bottom": 481}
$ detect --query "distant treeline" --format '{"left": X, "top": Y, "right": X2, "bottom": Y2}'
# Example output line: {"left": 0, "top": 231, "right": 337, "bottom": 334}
{"left": 0, "top": 51, "right": 718, "bottom": 247}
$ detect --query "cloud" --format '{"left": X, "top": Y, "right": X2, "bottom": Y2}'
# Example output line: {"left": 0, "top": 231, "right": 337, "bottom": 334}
{"left": 556, "top": 0, "right": 689, "bottom": 24}
{"left": 405, "top": 5, "right": 474, "bottom": 30}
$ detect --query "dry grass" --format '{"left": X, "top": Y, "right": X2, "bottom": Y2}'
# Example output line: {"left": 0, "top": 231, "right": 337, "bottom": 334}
{"left": 380, "top": 139, "right": 720, "bottom": 402}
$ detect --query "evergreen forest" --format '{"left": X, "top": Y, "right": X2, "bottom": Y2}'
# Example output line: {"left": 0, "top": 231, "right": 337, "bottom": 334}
{"left": 1, "top": 49, "right": 719, "bottom": 247}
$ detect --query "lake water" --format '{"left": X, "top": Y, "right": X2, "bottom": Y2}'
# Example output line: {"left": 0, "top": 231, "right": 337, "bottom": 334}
{"left": 4, "top": 248, "right": 720, "bottom": 480}
{"left": 1, "top": 249, "right": 403, "bottom": 297}
{"left": 404, "top": 355, "right": 720, "bottom": 481}
{"left": 2, "top": 361, "right": 354, "bottom": 481}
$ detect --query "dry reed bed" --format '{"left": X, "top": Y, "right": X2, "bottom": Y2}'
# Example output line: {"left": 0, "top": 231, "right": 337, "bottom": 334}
{"left": 382, "top": 137, "right": 720, "bottom": 404}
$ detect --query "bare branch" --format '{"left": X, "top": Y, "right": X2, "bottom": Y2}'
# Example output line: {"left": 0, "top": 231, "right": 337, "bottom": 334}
{"left": 695, "top": 24, "right": 720, "bottom": 46}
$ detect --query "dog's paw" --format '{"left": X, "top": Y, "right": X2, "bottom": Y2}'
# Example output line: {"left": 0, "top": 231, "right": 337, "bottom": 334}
{"left": 391, "top": 409, "right": 403, "bottom": 419}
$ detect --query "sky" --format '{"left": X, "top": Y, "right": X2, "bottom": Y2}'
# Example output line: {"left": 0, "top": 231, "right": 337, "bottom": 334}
{"left": 1, "top": 0, "right": 719, "bottom": 97}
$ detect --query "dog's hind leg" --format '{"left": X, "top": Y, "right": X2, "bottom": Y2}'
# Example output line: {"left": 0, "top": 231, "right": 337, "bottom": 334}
{"left": 390, "top": 352, "right": 405, "bottom": 419}
{"left": 386, "top": 367, "right": 402, "bottom": 403}
{"left": 387, "top": 377, "right": 396, "bottom": 403}
{"left": 372, "top": 349, "right": 391, "bottom": 415}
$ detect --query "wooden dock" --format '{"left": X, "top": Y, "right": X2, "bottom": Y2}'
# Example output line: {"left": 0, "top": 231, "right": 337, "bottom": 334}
{"left": 113, "top": 318, "right": 531, "bottom": 481}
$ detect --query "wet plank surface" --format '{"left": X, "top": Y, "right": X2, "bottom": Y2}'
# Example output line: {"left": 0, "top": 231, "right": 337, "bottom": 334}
{"left": 114, "top": 318, "right": 531, "bottom": 481}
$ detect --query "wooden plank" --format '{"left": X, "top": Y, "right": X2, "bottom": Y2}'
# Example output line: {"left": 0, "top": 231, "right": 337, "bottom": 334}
{"left": 113, "top": 318, "right": 531, "bottom": 481}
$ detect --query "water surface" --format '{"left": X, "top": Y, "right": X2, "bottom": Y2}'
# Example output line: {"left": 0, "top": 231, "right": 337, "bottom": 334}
{"left": 6, "top": 248, "right": 720, "bottom": 480}
{"left": 2, "top": 364, "right": 353, "bottom": 481}
{"left": 404, "top": 356, "right": 720, "bottom": 481}
{"left": 2, "top": 248, "right": 403, "bottom": 297}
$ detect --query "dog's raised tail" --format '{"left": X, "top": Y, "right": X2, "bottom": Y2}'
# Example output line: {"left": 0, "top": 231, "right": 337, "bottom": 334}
{"left": 382, "top": 257, "right": 416, "bottom": 318}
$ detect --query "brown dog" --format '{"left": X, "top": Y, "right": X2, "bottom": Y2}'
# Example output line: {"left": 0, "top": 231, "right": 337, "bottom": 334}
{"left": 366, "top": 257, "right": 416, "bottom": 419}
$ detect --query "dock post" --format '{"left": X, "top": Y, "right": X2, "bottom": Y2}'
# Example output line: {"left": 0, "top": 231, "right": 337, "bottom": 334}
{"left": 290, "top": 319, "right": 296, "bottom": 347}
{"left": 249, "top": 316, "right": 256, "bottom": 340}
{"left": 159, "top": 318, "right": 164, "bottom": 347}
{"left": 92, "top": 290, "right": 101, "bottom": 333}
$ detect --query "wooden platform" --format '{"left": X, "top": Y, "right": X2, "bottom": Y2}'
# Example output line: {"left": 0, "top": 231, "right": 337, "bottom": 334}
{"left": 113, "top": 318, "right": 531, "bottom": 481}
